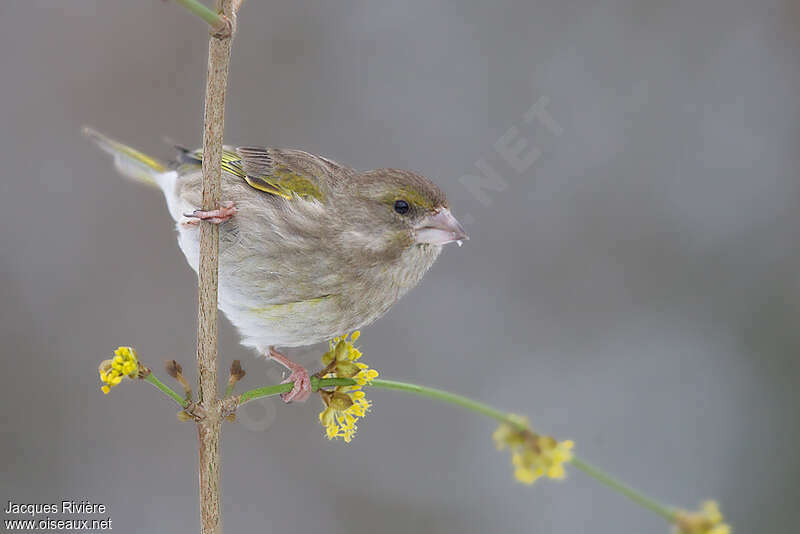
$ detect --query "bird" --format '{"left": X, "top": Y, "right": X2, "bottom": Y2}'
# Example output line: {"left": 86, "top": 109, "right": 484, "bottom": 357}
{"left": 84, "top": 127, "right": 467, "bottom": 402}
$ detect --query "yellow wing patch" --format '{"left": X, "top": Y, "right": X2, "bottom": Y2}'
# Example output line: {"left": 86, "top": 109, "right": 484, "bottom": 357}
{"left": 187, "top": 148, "right": 322, "bottom": 201}
{"left": 243, "top": 174, "right": 293, "bottom": 199}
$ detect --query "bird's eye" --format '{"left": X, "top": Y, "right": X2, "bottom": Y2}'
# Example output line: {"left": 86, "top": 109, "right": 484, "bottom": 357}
{"left": 394, "top": 199, "right": 410, "bottom": 215}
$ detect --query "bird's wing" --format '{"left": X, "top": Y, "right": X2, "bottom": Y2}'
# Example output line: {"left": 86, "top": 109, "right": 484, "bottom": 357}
{"left": 178, "top": 146, "right": 348, "bottom": 201}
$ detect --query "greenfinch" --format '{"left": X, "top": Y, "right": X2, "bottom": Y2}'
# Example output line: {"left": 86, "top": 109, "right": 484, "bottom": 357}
{"left": 84, "top": 127, "right": 467, "bottom": 402}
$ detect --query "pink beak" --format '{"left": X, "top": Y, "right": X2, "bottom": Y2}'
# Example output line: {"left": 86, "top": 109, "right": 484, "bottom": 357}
{"left": 414, "top": 208, "right": 469, "bottom": 246}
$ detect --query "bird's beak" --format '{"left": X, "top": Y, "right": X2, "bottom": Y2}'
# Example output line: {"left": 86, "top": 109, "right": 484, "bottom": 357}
{"left": 414, "top": 208, "right": 469, "bottom": 246}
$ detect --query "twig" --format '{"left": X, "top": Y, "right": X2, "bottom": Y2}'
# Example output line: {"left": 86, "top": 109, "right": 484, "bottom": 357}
{"left": 173, "top": 0, "right": 242, "bottom": 37}
{"left": 174, "top": 0, "right": 225, "bottom": 29}
{"left": 233, "top": 377, "right": 677, "bottom": 522}
{"left": 143, "top": 366, "right": 681, "bottom": 526}
{"left": 145, "top": 372, "right": 189, "bottom": 408}
{"left": 191, "top": 1, "right": 238, "bottom": 533}
{"left": 571, "top": 457, "right": 676, "bottom": 522}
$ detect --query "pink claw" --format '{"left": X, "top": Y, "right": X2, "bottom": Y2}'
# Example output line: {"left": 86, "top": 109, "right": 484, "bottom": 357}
{"left": 185, "top": 201, "right": 237, "bottom": 224}
{"left": 268, "top": 347, "right": 312, "bottom": 403}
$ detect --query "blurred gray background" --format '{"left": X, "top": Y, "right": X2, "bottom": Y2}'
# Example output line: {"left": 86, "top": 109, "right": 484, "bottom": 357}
{"left": 1, "top": 0, "right": 798, "bottom": 532}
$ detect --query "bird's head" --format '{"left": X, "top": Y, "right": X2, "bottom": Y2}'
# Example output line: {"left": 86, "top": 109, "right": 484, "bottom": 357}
{"left": 341, "top": 169, "right": 468, "bottom": 258}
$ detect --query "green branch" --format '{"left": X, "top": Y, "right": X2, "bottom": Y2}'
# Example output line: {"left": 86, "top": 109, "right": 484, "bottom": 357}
{"left": 143, "top": 371, "right": 678, "bottom": 525}
{"left": 237, "top": 377, "right": 522, "bottom": 428}
{"left": 366, "top": 378, "right": 518, "bottom": 426}
{"left": 235, "top": 376, "right": 677, "bottom": 525}
{"left": 173, "top": 0, "right": 224, "bottom": 28}
{"left": 570, "top": 457, "right": 676, "bottom": 522}
{"left": 238, "top": 376, "right": 355, "bottom": 405}
{"left": 145, "top": 373, "right": 189, "bottom": 408}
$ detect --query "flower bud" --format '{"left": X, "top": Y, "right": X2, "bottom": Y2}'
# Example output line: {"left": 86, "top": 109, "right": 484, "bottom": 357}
{"left": 333, "top": 340, "right": 349, "bottom": 362}
{"left": 335, "top": 361, "right": 360, "bottom": 378}
{"left": 329, "top": 392, "right": 354, "bottom": 411}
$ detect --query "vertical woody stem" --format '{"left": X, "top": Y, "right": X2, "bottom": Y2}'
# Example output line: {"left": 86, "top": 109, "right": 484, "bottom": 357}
{"left": 196, "top": 1, "right": 236, "bottom": 533}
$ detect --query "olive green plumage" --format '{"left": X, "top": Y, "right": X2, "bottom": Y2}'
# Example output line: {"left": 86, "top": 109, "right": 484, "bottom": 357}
{"left": 85, "top": 127, "right": 467, "bottom": 352}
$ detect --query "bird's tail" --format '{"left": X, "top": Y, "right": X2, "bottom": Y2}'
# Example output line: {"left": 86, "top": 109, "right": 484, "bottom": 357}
{"left": 83, "top": 126, "right": 174, "bottom": 190}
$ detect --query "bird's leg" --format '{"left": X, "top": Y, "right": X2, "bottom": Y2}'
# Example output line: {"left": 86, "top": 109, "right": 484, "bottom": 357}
{"left": 184, "top": 200, "right": 237, "bottom": 224}
{"left": 268, "top": 346, "right": 312, "bottom": 403}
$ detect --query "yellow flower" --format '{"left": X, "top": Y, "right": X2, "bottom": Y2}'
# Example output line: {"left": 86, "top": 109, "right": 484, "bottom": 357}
{"left": 318, "top": 332, "right": 377, "bottom": 442}
{"left": 493, "top": 416, "right": 574, "bottom": 484}
{"left": 493, "top": 414, "right": 530, "bottom": 449}
{"left": 318, "top": 391, "right": 367, "bottom": 443}
{"left": 674, "top": 501, "right": 731, "bottom": 534}
{"left": 98, "top": 346, "right": 139, "bottom": 394}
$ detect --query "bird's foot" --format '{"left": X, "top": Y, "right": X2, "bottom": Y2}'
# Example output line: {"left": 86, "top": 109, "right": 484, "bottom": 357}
{"left": 268, "top": 346, "right": 312, "bottom": 403}
{"left": 184, "top": 201, "right": 237, "bottom": 224}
